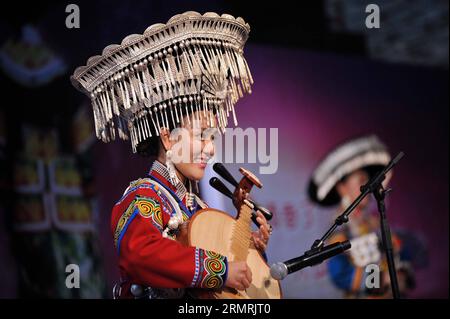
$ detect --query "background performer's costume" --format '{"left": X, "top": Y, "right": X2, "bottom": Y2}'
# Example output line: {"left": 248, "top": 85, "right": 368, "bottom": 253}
{"left": 308, "top": 135, "right": 415, "bottom": 298}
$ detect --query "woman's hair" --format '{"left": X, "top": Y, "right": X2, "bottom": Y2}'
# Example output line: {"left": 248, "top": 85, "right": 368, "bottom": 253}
{"left": 135, "top": 116, "right": 180, "bottom": 157}
{"left": 135, "top": 98, "right": 221, "bottom": 157}
{"left": 136, "top": 137, "right": 161, "bottom": 157}
{"left": 135, "top": 104, "right": 197, "bottom": 157}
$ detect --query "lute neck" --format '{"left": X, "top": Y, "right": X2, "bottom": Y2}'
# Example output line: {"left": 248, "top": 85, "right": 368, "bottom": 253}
{"left": 230, "top": 203, "right": 253, "bottom": 262}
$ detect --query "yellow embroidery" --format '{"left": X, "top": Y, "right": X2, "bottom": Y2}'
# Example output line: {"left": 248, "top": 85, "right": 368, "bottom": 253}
{"left": 136, "top": 197, "right": 163, "bottom": 229}
{"left": 114, "top": 199, "right": 136, "bottom": 248}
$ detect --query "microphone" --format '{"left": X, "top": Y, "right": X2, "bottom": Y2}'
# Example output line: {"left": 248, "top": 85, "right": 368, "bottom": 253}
{"left": 211, "top": 163, "right": 273, "bottom": 221}
{"left": 212, "top": 163, "right": 239, "bottom": 187}
{"left": 209, "top": 177, "right": 273, "bottom": 223}
{"left": 270, "top": 240, "right": 351, "bottom": 280}
{"left": 209, "top": 177, "right": 233, "bottom": 199}
{"left": 210, "top": 178, "right": 269, "bottom": 227}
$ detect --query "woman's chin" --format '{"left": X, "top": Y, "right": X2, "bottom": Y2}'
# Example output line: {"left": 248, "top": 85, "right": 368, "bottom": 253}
{"left": 191, "top": 167, "right": 206, "bottom": 181}
{"left": 181, "top": 165, "right": 206, "bottom": 181}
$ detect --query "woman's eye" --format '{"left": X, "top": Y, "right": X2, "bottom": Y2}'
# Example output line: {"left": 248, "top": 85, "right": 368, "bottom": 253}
{"left": 203, "top": 134, "right": 215, "bottom": 141}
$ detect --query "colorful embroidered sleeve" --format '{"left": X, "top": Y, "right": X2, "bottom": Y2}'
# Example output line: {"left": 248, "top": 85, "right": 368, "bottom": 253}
{"left": 111, "top": 182, "right": 228, "bottom": 289}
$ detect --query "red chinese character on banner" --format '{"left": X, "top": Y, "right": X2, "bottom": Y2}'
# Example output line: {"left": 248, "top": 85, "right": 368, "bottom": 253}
{"left": 283, "top": 203, "right": 297, "bottom": 229}
{"left": 266, "top": 202, "right": 278, "bottom": 227}
{"left": 302, "top": 201, "right": 315, "bottom": 231}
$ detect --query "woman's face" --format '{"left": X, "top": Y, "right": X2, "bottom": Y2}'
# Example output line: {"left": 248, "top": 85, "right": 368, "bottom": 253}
{"left": 336, "top": 169, "right": 370, "bottom": 208}
{"left": 168, "top": 111, "right": 217, "bottom": 182}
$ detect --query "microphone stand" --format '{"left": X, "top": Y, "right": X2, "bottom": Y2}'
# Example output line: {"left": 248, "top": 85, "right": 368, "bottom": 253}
{"left": 306, "top": 152, "right": 404, "bottom": 299}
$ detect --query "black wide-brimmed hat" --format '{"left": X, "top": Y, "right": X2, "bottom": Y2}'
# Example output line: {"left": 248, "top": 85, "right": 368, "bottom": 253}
{"left": 308, "top": 135, "right": 391, "bottom": 207}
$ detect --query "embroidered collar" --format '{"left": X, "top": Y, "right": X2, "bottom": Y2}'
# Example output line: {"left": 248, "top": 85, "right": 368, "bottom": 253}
{"left": 148, "top": 160, "right": 187, "bottom": 201}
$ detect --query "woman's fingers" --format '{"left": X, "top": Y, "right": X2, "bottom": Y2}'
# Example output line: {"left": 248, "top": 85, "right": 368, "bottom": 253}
{"left": 252, "top": 228, "right": 268, "bottom": 249}
{"left": 246, "top": 264, "right": 253, "bottom": 283}
{"left": 256, "top": 211, "right": 270, "bottom": 236}
{"left": 241, "top": 277, "right": 250, "bottom": 290}
{"left": 255, "top": 219, "right": 270, "bottom": 242}
{"left": 237, "top": 264, "right": 252, "bottom": 290}
{"left": 253, "top": 236, "right": 267, "bottom": 251}
{"left": 251, "top": 211, "right": 272, "bottom": 253}
{"left": 259, "top": 224, "right": 270, "bottom": 241}
{"left": 252, "top": 231, "right": 263, "bottom": 245}
{"left": 256, "top": 211, "right": 267, "bottom": 225}
{"left": 258, "top": 238, "right": 267, "bottom": 251}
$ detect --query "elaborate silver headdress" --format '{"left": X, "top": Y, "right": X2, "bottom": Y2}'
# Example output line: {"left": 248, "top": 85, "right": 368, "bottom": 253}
{"left": 71, "top": 11, "right": 253, "bottom": 152}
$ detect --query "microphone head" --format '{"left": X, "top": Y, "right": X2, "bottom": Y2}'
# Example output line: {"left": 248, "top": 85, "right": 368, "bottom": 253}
{"left": 213, "top": 162, "right": 239, "bottom": 187}
{"left": 209, "top": 177, "right": 233, "bottom": 199}
{"left": 212, "top": 162, "right": 224, "bottom": 172}
{"left": 209, "top": 176, "right": 219, "bottom": 187}
{"left": 270, "top": 262, "right": 288, "bottom": 280}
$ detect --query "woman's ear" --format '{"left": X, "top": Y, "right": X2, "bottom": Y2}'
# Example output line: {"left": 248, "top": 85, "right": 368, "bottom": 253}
{"left": 159, "top": 128, "right": 172, "bottom": 152}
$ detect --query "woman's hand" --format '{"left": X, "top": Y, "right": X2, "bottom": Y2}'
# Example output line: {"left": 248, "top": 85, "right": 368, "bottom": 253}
{"left": 225, "top": 261, "right": 252, "bottom": 291}
{"left": 251, "top": 211, "right": 272, "bottom": 253}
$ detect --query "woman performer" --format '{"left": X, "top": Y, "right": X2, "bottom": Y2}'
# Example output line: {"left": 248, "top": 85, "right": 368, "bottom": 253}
{"left": 71, "top": 11, "right": 271, "bottom": 299}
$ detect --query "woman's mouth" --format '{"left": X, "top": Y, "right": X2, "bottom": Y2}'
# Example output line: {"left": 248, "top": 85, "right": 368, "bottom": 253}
{"left": 197, "top": 162, "right": 207, "bottom": 169}
{"left": 194, "top": 157, "right": 208, "bottom": 169}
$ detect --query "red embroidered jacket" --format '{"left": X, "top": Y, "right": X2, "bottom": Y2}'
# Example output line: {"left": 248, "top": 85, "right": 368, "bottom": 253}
{"left": 111, "top": 162, "right": 228, "bottom": 297}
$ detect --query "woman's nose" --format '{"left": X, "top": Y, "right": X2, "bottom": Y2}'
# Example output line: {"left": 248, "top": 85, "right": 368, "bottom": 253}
{"left": 202, "top": 140, "right": 215, "bottom": 157}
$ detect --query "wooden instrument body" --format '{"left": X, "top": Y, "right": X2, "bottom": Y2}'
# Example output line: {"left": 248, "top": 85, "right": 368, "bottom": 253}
{"left": 180, "top": 208, "right": 282, "bottom": 299}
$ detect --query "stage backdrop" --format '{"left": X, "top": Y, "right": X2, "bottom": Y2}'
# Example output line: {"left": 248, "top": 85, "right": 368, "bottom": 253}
{"left": 94, "top": 44, "right": 448, "bottom": 298}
